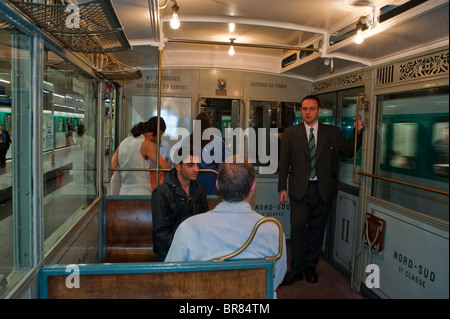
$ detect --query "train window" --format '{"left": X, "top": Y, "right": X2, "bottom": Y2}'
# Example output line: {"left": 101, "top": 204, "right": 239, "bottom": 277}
{"left": 314, "top": 91, "right": 336, "bottom": 126}
{"left": 432, "top": 121, "right": 449, "bottom": 178}
{"left": 375, "top": 87, "right": 449, "bottom": 221}
{"left": 0, "top": 23, "right": 33, "bottom": 297}
{"left": 316, "top": 87, "right": 364, "bottom": 190}
{"left": 249, "top": 100, "right": 299, "bottom": 169}
{"left": 42, "top": 50, "right": 98, "bottom": 250}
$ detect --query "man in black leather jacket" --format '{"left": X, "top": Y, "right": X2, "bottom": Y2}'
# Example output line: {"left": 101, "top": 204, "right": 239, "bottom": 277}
{"left": 152, "top": 149, "right": 209, "bottom": 261}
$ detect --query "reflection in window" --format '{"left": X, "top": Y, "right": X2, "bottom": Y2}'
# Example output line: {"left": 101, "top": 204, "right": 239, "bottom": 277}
{"left": 0, "top": 25, "right": 32, "bottom": 298}
{"left": 43, "top": 51, "right": 98, "bottom": 248}
{"left": 315, "top": 88, "right": 364, "bottom": 188}
{"left": 389, "top": 122, "right": 418, "bottom": 170}
{"left": 375, "top": 87, "right": 449, "bottom": 221}
{"left": 249, "top": 101, "right": 299, "bottom": 168}
{"left": 315, "top": 91, "right": 336, "bottom": 126}
{"left": 339, "top": 93, "right": 362, "bottom": 187}
{"left": 380, "top": 123, "right": 387, "bottom": 165}
{"left": 432, "top": 121, "right": 449, "bottom": 177}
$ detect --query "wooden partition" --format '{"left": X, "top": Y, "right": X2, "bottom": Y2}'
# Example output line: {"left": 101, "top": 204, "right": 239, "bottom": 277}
{"left": 103, "top": 196, "right": 220, "bottom": 263}
{"left": 104, "top": 197, "right": 156, "bottom": 262}
{"left": 39, "top": 259, "right": 274, "bottom": 299}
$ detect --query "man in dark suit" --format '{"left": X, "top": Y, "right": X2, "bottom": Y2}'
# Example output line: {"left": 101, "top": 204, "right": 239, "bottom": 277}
{"left": 278, "top": 94, "right": 364, "bottom": 285}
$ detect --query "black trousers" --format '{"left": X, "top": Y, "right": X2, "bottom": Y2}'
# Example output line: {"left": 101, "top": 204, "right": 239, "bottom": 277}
{"left": 0, "top": 143, "right": 7, "bottom": 167}
{"left": 289, "top": 181, "right": 331, "bottom": 274}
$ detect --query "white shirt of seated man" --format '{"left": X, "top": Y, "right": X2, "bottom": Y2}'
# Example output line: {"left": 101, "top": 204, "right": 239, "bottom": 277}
{"left": 165, "top": 158, "right": 287, "bottom": 298}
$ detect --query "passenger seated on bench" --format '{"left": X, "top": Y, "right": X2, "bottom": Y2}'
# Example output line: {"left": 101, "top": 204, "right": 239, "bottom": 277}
{"left": 152, "top": 146, "right": 209, "bottom": 261}
{"left": 165, "top": 156, "right": 287, "bottom": 298}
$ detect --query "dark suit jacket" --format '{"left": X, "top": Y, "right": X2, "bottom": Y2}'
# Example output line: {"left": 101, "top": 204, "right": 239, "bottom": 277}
{"left": 278, "top": 122, "right": 362, "bottom": 203}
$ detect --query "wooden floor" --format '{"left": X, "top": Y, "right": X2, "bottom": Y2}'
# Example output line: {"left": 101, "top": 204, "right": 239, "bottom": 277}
{"left": 276, "top": 246, "right": 365, "bottom": 299}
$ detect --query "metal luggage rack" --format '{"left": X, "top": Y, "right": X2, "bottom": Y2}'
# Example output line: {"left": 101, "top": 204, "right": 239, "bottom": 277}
{"left": 0, "top": 17, "right": 15, "bottom": 30}
{"left": 11, "top": 0, "right": 131, "bottom": 53}
{"left": 95, "top": 53, "right": 143, "bottom": 81}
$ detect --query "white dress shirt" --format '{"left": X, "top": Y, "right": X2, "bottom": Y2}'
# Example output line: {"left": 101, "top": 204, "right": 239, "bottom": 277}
{"left": 165, "top": 200, "right": 287, "bottom": 298}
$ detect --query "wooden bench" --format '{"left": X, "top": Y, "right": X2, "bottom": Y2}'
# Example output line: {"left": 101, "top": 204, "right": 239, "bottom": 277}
{"left": 40, "top": 197, "right": 279, "bottom": 299}
{"left": 39, "top": 259, "right": 274, "bottom": 299}
{"left": 103, "top": 196, "right": 220, "bottom": 263}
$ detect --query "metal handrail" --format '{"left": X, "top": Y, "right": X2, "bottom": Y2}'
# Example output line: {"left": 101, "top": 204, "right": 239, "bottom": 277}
{"left": 357, "top": 171, "right": 449, "bottom": 197}
{"left": 109, "top": 168, "right": 218, "bottom": 173}
{"left": 109, "top": 167, "right": 170, "bottom": 172}
{"left": 104, "top": 168, "right": 218, "bottom": 183}
{"left": 212, "top": 217, "right": 284, "bottom": 276}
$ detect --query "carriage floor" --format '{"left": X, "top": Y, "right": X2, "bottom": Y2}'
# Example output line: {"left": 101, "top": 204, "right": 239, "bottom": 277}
{"left": 277, "top": 246, "right": 364, "bottom": 299}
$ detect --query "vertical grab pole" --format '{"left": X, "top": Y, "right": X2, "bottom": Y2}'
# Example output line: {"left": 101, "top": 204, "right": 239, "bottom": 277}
{"left": 155, "top": 49, "right": 163, "bottom": 187}
{"left": 352, "top": 93, "right": 365, "bottom": 185}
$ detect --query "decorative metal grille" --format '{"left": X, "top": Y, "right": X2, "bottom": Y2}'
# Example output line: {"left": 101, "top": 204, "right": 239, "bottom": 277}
{"left": 313, "top": 73, "right": 364, "bottom": 92}
{"left": 399, "top": 51, "right": 449, "bottom": 81}
{"left": 376, "top": 65, "right": 394, "bottom": 86}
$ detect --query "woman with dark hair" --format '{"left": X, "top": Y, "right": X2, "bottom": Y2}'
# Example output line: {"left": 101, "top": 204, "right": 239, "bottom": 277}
{"left": 147, "top": 116, "right": 171, "bottom": 190}
{"left": 111, "top": 119, "right": 170, "bottom": 195}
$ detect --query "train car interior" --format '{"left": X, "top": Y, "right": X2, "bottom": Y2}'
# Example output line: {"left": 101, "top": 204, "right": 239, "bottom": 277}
{"left": 0, "top": 0, "right": 448, "bottom": 302}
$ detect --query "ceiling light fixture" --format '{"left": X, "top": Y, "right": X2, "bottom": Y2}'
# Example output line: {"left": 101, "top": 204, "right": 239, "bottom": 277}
{"left": 159, "top": 0, "right": 181, "bottom": 30}
{"left": 170, "top": 1, "right": 180, "bottom": 30}
{"left": 228, "top": 38, "right": 235, "bottom": 56}
{"left": 354, "top": 5, "right": 379, "bottom": 45}
{"left": 354, "top": 20, "right": 364, "bottom": 44}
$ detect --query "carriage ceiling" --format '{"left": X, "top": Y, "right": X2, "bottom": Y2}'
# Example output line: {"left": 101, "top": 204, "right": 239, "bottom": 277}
{"left": 105, "top": 0, "right": 448, "bottom": 82}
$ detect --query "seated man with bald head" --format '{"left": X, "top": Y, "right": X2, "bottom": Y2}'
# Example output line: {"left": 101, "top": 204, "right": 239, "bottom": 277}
{"left": 165, "top": 156, "right": 287, "bottom": 298}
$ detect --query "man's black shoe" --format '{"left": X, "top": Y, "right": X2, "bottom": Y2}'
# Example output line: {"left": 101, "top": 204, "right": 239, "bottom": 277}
{"left": 304, "top": 267, "right": 318, "bottom": 284}
{"left": 280, "top": 271, "right": 303, "bottom": 286}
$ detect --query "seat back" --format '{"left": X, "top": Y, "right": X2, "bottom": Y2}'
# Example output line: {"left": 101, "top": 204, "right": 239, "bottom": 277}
{"left": 104, "top": 197, "right": 156, "bottom": 262}
{"left": 40, "top": 259, "right": 274, "bottom": 299}
{"left": 103, "top": 196, "right": 221, "bottom": 263}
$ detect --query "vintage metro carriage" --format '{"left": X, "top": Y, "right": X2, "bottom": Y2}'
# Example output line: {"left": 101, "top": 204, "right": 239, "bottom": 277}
{"left": 0, "top": 0, "right": 448, "bottom": 300}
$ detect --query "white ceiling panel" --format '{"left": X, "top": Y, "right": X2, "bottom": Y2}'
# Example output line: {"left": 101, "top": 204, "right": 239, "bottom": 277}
{"left": 107, "top": 0, "right": 449, "bottom": 81}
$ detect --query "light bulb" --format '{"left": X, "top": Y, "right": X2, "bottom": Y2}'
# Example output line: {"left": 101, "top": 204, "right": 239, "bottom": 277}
{"left": 170, "top": 11, "right": 180, "bottom": 29}
{"left": 228, "top": 45, "right": 235, "bottom": 56}
{"left": 354, "top": 30, "right": 364, "bottom": 44}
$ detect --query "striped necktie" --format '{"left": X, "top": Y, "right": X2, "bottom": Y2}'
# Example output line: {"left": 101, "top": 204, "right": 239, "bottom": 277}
{"left": 309, "top": 127, "right": 316, "bottom": 179}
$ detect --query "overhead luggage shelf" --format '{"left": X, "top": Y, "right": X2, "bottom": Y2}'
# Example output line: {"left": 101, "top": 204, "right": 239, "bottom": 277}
{"left": 95, "top": 54, "right": 143, "bottom": 81}
{"left": 11, "top": 0, "right": 131, "bottom": 53}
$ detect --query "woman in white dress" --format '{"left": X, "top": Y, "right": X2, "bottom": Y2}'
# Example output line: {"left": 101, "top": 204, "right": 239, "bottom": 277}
{"left": 111, "top": 120, "right": 170, "bottom": 195}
